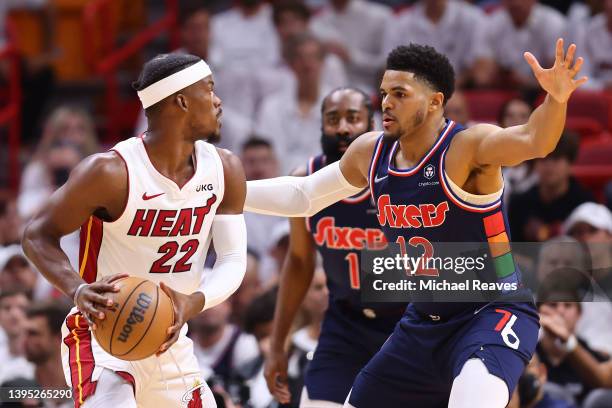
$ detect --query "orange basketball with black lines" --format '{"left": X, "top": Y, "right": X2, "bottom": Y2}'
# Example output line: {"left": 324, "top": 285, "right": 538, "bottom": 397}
{"left": 93, "top": 276, "right": 174, "bottom": 361}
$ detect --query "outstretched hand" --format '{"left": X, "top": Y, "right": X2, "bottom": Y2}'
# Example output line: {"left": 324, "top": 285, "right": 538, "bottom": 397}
{"left": 524, "top": 38, "right": 588, "bottom": 103}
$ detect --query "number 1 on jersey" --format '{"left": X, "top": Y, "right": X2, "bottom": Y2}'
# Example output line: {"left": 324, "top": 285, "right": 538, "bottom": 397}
{"left": 345, "top": 253, "right": 360, "bottom": 289}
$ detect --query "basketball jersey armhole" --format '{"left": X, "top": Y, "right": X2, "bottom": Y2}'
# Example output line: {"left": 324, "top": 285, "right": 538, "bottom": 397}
{"left": 206, "top": 143, "right": 226, "bottom": 204}
{"left": 105, "top": 148, "right": 130, "bottom": 224}
{"left": 368, "top": 134, "right": 385, "bottom": 203}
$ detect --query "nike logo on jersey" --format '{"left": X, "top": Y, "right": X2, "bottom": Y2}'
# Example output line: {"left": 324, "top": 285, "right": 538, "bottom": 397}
{"left": 374, "top": 174, "right": 388, "bottom": 183}
{"left": 142, "top": 192, "right": 165, "bottom": 201}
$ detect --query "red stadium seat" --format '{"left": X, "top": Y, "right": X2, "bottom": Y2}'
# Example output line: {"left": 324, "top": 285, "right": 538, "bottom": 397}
{"left": 536, "top": 90, "right": 612, "bottom": 131}
{"left": 463, "top": 90, "right": 520, "bottom": 123}
{"left": 575, "top": 138, "right": 612, "bottom": 166}
{"left": 565, "top": 117, "right": 603, "bottom": 140}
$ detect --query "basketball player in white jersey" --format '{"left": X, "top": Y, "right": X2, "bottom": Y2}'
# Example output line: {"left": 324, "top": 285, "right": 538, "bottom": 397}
{"left": 22, "top": 53, "right": 247, "bottom": 407}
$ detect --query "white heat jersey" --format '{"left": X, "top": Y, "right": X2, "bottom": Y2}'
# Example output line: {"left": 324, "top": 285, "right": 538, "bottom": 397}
{"left": 78, "top": 136, "right": 224, "bottom": 295}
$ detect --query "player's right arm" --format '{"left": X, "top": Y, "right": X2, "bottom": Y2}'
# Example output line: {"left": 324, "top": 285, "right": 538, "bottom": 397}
{"left": 22, "top": 152, "right": 129, "bottom": 323}
{"left": 244, "top": 131, "right": 379, "bottom": 217}
{"left": 264, "top": 166, "right": 317, "bottom": 404}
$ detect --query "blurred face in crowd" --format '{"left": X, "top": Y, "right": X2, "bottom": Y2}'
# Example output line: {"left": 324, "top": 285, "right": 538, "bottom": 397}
{"left": 24, "top": 315, "right": 58, "bottom": 364}
{"left": 542, "top": 301, "right": 581, "bottom": 333}
{"left": 321, "top": 89, "right": 372, "bottom": 163}
{"left": 241, "top": 145, "right": 279, "bottom": 180}
{"left": 500, "top": 99, "right": 531, "bottom": 128}
{"left": 0, "top": 256, "right": 37, "bottom": 293}
{"left": 231, "top": 253, "right": 262, "bottom": 319}
{"left": 275, "top": 10, "right": 308, "bottom": 43}
{"left": 0, "top": 293, "right": 29, "bottom": 338}
{"left": 288, "top": 39, "right": 324, "bottom": 87}
{"left": 444, "top": 92, "right": 470, "bottom": 125}
{"left": 181, "top": 10, "right": 210, "bottom": 59}
{"left": 302, "top": 269, "right": 329, "bottom": 321}
{"left": 537, "top": 241, "right": 588, "bottom": 281}
{"left": 49, "top": 111, "right": 93, "bottom": 150}
{"left": 568, "top": 223, "right": 612, "bottom": 274}
{"left": 504, "top": 0, "right": 536, "bottom": 27}
{"left": 46, "top": 143, "right": 83, "bottom": 187}
{"left": 191, "top": 301, "right": 231, "bottom": 336}
{"left": 534, "top": 155, "right": 571, "bottom": 190}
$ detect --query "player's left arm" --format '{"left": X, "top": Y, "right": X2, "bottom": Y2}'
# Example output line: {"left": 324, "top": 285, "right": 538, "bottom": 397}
{"left": 158, "top": 149, "right": 247, "bottom": 355}
{"left": 458, "top": 39, "right": 588, "bottom": 168}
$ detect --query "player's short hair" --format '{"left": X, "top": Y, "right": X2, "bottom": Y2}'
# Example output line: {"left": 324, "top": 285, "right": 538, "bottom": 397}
{"left": 26, "top": 300, "right": 71, "bottom": 336}
{"left": 545, "top": 131, "right": 579, "bottom": 163}
{"left": 386, "top": 44, "right": 455, "bottom": 105}
{"left": 272, "top": 1, "right": 311, "bottom": 25}
{"left": 132, "top": 53, "right": 201, "bottom": 93}
{"left": 241, "top": 136, "right": 273, "bottom": 152}
{"left": 321, "top": 87, "right": 374, "bottom": 124}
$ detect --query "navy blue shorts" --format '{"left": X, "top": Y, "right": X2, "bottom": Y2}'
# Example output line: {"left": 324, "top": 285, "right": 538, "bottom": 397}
{"left": 347, "top": 302, "right": 539, "bottom": 408}
{"left": 304, "top": 302, "right": 402, "bottom": 403}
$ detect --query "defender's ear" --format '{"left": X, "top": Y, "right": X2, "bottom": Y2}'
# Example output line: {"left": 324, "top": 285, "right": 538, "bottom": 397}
{"left": 429, "top": 92, "right": 444, "bottom": 112}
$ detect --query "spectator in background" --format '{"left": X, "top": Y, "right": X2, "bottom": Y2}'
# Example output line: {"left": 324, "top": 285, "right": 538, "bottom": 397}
{"left": 25, "top": 301, "right": 72, "bottom": 407}
{"left": 190, "top": 299, "right": 260, "bottom": 384}
{"left": 0, "top": 0, "right": 56, "bottom": 145}
{"left": 485, "top": 0, "right": 566, "bottom": 89}
{"left": 538, "top": 281, "right": 609, "bottom": 406}
{"left": 310, "top": 0, "right": 391, "bottom": 93}
{"left": 0, "top": 245, "right": 53, "bottom": 301}
{"left": 260, "top": 1, "right": 347, "bottom": 98}
{"left": 238, "top": 287, "right": 278, "bottom": 408}
{"left": 209, "top": 0, "right": 277, "bottom": 121}
{"left": 575, "top": 0, "right": 612, "bottom": 90}
{"left": 0, "top": 290, "right": 34, "bottom": 385}
{"left": 0, "top": 198, "right": 23, "bottom": 246}
{"left": 444, "top": 91, "right": 472, "bottom": 126}
{"left": 384, "top": 0, "right": 494, "bottom": 88}
{"left": 563, "top": 202, "right": 612, "bottom": 281}
{"left": 231, "top": 250, "right": 263, "bottom": 325}
{"left": 498, "top": 98, "right": 538, "bottom": 202}
{"left": 133, "top": 3, "right": 253, "bottom": 151}
{"left": 255, "top": 33, "right": 328, "bottom": 174}
{"left": 566, "top": 0, "right": 604, "bottom": 43}
{"left": 285, "top": 268, "right": 328, "bottom": 406}
{"left": 517, "top": 354, "right": 577, "bottom": 408}
{"left": 18, "top": 106, "right": 98, "bottom": 219}
{"left": 240, "top": 137, "right": 286, "bottom": 282}
{"left": 509, "top": 131, "right": 593, "bottom": 242}
{"left": 536, "top": 234, "right": 612, "bottom": 356}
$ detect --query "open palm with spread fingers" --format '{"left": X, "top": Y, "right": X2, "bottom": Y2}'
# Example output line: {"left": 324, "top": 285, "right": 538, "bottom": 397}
{"left": 524, "top": 38, "right": 588, "bottom": 103}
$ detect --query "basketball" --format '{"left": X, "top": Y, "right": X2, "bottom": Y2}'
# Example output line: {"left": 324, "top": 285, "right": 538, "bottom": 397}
{"left": 93, "top": 276, "right": 174, "bottom": 361}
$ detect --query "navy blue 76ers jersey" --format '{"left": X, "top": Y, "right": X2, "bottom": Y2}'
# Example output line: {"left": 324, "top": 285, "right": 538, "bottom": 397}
{"left": 369, "top": 120, "right": 522, "bottom": 318}
{"left": 306, "top": 155, "right": 388, "bottom": 311}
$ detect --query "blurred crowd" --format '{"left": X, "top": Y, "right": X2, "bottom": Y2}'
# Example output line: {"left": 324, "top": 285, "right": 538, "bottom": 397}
{"left": 0, "top": 0, "right": 612, "bottom": 407}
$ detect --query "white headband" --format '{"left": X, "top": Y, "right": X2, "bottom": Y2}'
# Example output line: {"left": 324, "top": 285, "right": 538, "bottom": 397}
{"left": 137, "top": 60, "right": 212, "bottom": 109}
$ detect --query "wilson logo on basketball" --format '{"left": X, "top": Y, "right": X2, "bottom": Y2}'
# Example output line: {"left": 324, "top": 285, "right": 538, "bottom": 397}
{"left": 117, "top": 292, "right": 152, "bottom": 343}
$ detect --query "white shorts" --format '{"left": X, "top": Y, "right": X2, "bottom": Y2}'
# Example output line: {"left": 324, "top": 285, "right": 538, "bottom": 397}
{"left": 61, "top": 309, "right": 216, "bottom": 407}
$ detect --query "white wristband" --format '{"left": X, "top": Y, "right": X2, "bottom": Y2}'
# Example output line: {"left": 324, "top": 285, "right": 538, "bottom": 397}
{"left": 73, "top": 283, "right": 89, "bottom": 306}
{"left": 556, "top": 334, "right": 578, "bottom": 353}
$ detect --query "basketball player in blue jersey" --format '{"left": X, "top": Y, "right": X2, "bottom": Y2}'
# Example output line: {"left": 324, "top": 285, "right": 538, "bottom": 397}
{"left": 244, "top": 39, "right": 588, "bottom": 407}
{"left": 263, "top": 87, "right": 405, "bottom": 407}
